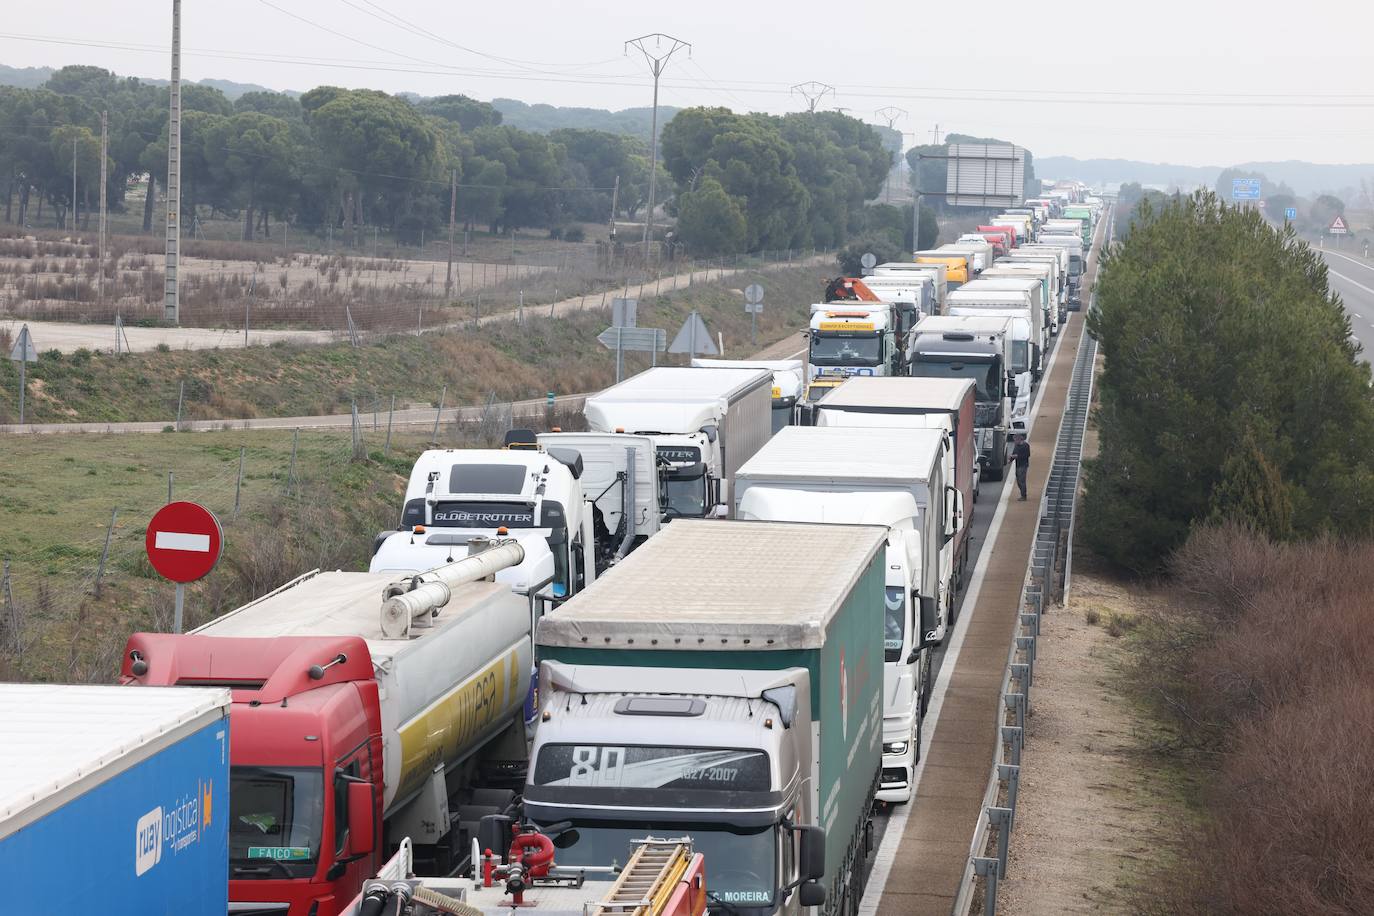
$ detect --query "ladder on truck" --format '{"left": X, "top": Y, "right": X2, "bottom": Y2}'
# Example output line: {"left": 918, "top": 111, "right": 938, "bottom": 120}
{"left": 592, "top": 839, "right": 696, "bottom": 916}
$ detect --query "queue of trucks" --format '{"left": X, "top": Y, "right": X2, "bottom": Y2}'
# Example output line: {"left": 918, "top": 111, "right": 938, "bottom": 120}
{"left": 6, "top": 185, "right": 1099, "bottom": 916}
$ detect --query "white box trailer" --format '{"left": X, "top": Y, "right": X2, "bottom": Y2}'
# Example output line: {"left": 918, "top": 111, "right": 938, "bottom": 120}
{"left": 585, "top": 366, "right": 773, "bottom": 518}
{"left": 692, "top": 358, "right": 805, "bottom": 434}
{"left": 969, "top": 275, "right": 1055, "bottom": 337}
{"left": 733, "top": 426, "right": 946, "bottom": 803}
{"left": 947, "top": 285, "right": 1045, "bottom": 381}
{"left": 875, "top": 263, "right": 947, "bottom": 313}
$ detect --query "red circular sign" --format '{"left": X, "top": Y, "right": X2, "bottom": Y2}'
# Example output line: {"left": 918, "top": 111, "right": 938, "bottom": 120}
{"left": 145, "top": 501, "right": 224, "bottom": 583}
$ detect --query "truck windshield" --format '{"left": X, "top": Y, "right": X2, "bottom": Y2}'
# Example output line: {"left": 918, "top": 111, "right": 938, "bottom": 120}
{"left": 550, "top": 820, "right": 777, "bottom": 909}
{"left": 229, "top": 766, "right": 324, "bottom": 880}
{"left": 664, "top": 475, "right": 707, "bottom": 518}
{"left": 885, "top": 586, "right": 905, "bottom": 663}
{"left": 910, "top": 358, "right": 999, "bottom": 402}
{"left": 810, "top": 332, "right": 882, "bottom": 367}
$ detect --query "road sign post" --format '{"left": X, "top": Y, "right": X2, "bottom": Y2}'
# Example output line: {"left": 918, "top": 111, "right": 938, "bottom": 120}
{"left": 669, "top": 311, "right": 718, "bottom": 358}
{"left": 8, "top": 324, "right": 37, "bottom": 425}
{"left": 145, "top": 501, "right": 224, "bottom": 633}
{"left": 744, "top": 284, "right": 764, "bottom": 345}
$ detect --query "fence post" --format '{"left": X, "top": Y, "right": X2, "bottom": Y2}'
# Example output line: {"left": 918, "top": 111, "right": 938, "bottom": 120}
{"left": 2, "top": 559, "right": 16, "bottom": 652}
{"left": 286, "top": 428, "right": 299, "bottom": 495}
{"left": 93, "top": 507, "right": 118, "bottom": 598}
{"left": 167, "top": 471, "right": 174, "bottom": 503}
{"left": 432, "top": 385, "right": 447, "bottom": 445}
{"left": 383, "top": 395, "right": 395, "bottom": 457}
{"left": 351, "top": 401, "right": 364, "bottom": 460}
{"left": 233, "top": 447, "right": 246, "bottom": 516}
{"left": 174, "top": 380, "right": 185, "bottom": 431}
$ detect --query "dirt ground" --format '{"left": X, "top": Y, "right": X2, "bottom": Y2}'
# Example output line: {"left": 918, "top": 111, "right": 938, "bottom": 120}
{"left": 997, "top": 569, "right": 1175, "bottom": 914}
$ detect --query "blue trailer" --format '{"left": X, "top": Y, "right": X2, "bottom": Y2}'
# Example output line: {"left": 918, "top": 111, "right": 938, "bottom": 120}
{"left": 0, "top": 684, "right": 230, "bottom": 915}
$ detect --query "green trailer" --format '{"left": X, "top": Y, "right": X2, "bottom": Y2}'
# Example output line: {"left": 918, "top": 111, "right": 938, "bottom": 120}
{"left": 531, "top": 519, "right": 887, "bottom": 916}
{"left": 1061, "top": 205, "right": 1094, "bottom": 245}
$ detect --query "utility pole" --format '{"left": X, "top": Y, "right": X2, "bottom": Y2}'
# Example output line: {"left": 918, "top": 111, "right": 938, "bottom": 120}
{"left": 164, "top": 0, "right": 183, "bottom": 324}
{"left": 609, "top": 174, "right": 619, "bottom": 242}
{"left": 71, "top": 138, "right": 77, "bottom": 231}
{"left": 625, "top": 33, "right": 691, "bottom": 252}
{"left": 790, "top": 81, "right": 836, "bottom": 113}
{"left": 445, "top": 168, "right": 457, "bottom": 298}
{"left": 99, "top": 110, "right": 108, "bottom": 304}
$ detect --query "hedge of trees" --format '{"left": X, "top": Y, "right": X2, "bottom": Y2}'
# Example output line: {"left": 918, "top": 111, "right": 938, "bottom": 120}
{"left": 1, "top": 68, "right": 900, "bottom": 258}
{"left": 1082, "top": 191, "right": 1374, "bottom": 572}
{"left": 661, "top": 107, "right": 892, "bottom": 255}
{"left": 0, "top": 66, "right": 657, "bottom": 243}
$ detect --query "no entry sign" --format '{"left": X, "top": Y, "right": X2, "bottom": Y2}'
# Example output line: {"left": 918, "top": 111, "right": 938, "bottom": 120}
{"left": 145, "top": 501, "right": 223, "bottom": 583}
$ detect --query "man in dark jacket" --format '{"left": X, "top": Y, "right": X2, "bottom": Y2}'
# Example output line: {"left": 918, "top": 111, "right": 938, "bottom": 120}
{"left": 1012, "top": 434, "right": 1031, "bottom": 501}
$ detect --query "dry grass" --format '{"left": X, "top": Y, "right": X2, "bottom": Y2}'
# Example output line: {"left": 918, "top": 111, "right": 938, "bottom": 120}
{"left": 1130, "top": 521, "right": 1374, "bottom": 915}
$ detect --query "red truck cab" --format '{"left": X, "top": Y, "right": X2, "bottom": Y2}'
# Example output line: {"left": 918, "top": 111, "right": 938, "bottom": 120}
{"left": 124, "top": 634, "right": 384, "bottom": 916}
{"left": 977, "top": 226, "right": 1015, "bottom": 252}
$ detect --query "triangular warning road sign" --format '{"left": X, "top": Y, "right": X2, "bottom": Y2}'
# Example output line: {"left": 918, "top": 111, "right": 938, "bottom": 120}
{"left": 1330, "top": 215, "right": 1349, "bottom": 233}
{"left": 668, "top": 310, "right": 719, "bottom": 356}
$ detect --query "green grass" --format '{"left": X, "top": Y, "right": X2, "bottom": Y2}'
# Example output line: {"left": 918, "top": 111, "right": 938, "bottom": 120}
{"left": 0, "top": 264, "right": 825, "bottom": 424}
{"left": 0, "top": 427, "right": 435, "bottom": 682}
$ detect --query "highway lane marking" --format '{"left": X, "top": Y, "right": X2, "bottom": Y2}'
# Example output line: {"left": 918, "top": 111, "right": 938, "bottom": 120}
{"left": 856, "top": 212, "right": 1101, "bottom": 915}
{"left": 1327, "top": 266, "right": 1374, "bottom": 300}
{"left": 1320, "top": 248, "right": 1374, "bottom": 276}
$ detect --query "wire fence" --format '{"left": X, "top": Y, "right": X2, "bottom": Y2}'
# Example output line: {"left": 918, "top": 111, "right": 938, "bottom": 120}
{"left": 0, "top": 223, "right": 830, "bottom": 334}
{"left": 0, "top": 393, "right": 585, "bottom": 684}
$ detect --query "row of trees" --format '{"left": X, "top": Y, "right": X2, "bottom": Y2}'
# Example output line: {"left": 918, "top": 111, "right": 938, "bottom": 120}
{"left": 0, "top": 66, "right": 662, "bottom": 243}
{"left": 660, "top": 108, "right": 893, "bottom": 256}
{"left": 0, "top": 68, "right": 905, "bottom": 257}
{"left": 1083, "top": 191, "right": 1374, "bottom": 572}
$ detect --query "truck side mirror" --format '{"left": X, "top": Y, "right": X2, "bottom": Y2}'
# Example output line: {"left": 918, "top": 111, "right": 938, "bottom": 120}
{"left": 1006, "top": 379, "right": 1018, "bottom": 399}
{"left": 346, "top": 781, "right": 376, "bottom": 858}
{"left": 796, "top": 824, "right": 826, "bottom": 881}
{"left": 918, "top": 597, "right": 940, "bottom": 649}
{"left": 799, "top": 882, "right": 826, "bottom": 908}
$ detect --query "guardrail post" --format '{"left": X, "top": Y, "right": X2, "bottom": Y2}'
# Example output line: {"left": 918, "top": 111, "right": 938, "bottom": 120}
{"left": 988, "top": 807, "right": 1013, "bottom": 879}
{"left": 1001, "top": 725, "right": 1023, "bottom": 768}
{"left": 1020, "top": 612, "right": 1039, "bottom": 637}
{"left": 972, "top": 857, "right": 1000, "bottom": 915}
{"left": 1004, "top": 690, "right": 1026, "bottom": 731}
{"left": 998, "top": 764, "right": 1020, "bottom": 829}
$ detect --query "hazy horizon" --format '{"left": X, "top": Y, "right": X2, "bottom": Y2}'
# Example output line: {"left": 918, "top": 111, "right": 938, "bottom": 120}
{"left": 3, "top": 0, "right": 1373, "bottom": 167}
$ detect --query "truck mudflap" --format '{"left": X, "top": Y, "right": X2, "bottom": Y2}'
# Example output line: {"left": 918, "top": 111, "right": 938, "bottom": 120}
{"left": 824, "top": 767, "right": 880, "bottom": 916}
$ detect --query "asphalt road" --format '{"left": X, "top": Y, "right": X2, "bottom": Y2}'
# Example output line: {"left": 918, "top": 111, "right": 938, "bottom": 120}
{"left": 1321, "top": 249, "right": 1374, "bottom": 361}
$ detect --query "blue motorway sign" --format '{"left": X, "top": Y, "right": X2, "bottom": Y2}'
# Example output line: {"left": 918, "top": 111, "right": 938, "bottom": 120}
{"left": 1285, "top": 207, "right": 1298, "bottom": 220}
{"left": 1231, "top": 178, "right": 1262, "bottom": 200}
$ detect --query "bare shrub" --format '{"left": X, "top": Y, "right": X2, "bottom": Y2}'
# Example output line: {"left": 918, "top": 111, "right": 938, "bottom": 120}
{"left": 1138, "top": 522, "right": 1374, "bottom": 913}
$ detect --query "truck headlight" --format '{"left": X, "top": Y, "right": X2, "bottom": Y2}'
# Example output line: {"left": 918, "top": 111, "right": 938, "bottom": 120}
{"left": 884, "top": 741, "right": 909, "bottom": 755}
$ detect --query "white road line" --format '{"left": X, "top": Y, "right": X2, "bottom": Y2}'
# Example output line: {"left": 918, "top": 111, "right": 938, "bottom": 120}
{"left": 154, "top": 531, "right": 211, "bottom": 552}
{"left": 857, "top": 287, "right": 1080, "bottom": 916}
{"left": 1328, "top": 267, "right": 1374, "bottom": 300}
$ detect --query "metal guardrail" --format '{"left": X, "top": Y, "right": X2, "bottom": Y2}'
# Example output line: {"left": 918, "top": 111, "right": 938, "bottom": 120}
{"left": 951, "top": 322, "right": 1099, "bottom": 916}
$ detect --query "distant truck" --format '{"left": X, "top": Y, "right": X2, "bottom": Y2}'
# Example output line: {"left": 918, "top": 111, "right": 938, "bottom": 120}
{"left": 0, "top": 685, "right": 231, "bottom": 915}
{"left": 538, "top": 431, "right": 663, "bottom": 559}
{"left": 125, "top": 538, "right": 539, "bottom": 916}
{"left": 585, "top": 366, "right": 774, "bottom": 520}
{"left": 735, "top": 427, "right": 946, "bottom": 804}
{"left": 1024, "top": 236, "right": 1086, "bottom": 308}
{"left": 874, "top": 262, "right": 948, "bottom": 314}
{"left": 808, "top": 302, "right": 903, "bottom": 381}
{"left": 371, "top": 442, "right": 598, "bottom": 604}
{"left": 915, "top": 252, "right": 971, "bottom": 291}
{"left": 532, "top": 519, "right": 885, "bottom": 916}
{"left": 811, "top": 378, "right": 972, "bottom": 600}
{"left": 910, "top": 315, "right": 1027, "bottom": 481}
{"left": 938, "top": 239, "right": 994, "bottom": 274}
{"left": 970, "top": 275, "right": 1057, "bottom": 338}
{"left": 692, "top": 358, "right": 805, "bottom": 434}
{"left": 947, "top": 284, "right": 1046, "bottom": 382}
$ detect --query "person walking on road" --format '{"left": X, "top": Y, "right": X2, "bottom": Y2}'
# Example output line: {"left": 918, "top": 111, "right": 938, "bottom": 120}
{"left": 1012, "top": 433, "right": 1031, "bottom": 501}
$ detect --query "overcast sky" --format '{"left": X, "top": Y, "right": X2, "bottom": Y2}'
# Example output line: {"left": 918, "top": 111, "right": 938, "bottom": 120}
{"left": 4, "top": 0, "right": 1374, "bottom": 167}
